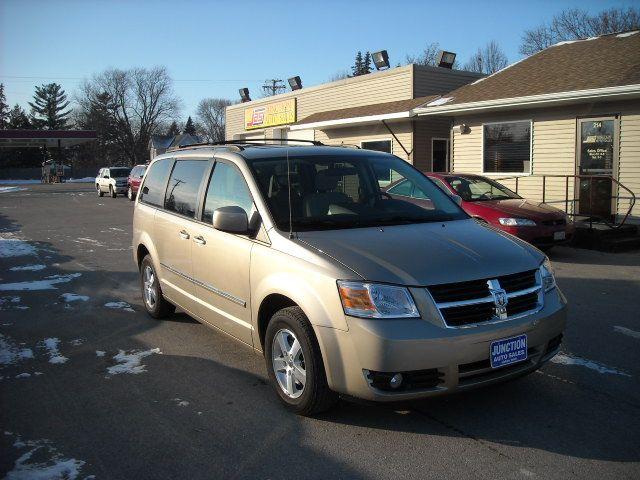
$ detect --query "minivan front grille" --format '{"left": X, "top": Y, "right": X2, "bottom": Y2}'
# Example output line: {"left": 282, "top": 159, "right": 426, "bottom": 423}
{"left": 427, "top": 269, "right": 542, "bottom": 328}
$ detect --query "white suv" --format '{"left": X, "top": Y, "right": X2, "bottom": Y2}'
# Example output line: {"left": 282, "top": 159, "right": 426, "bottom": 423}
{"left": 96, "top": 167, "right": 132, "bottom": 198}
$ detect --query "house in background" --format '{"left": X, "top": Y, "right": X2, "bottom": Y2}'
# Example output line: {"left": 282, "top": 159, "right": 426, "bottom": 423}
{"left": 415, "top": 30, "right": 640, "bottom": 224}
{"left": 149, "top": 133, "right": 201, "bottom": 160}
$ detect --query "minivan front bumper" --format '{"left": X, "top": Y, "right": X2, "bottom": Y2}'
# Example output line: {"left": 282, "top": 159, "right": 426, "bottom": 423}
{"left": 316, "top": 287, "right": 566, "bottom": 402}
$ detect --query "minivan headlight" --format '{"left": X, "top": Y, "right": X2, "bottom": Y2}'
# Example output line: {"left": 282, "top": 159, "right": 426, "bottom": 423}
{"left": 499, "top": 218, "right": 537, "bottom": 226}
{"left": 337, "top": 281, "right": 419, "bottom": 319}
{"left": 540, "top": 258, "right": 556, "bottom": 292}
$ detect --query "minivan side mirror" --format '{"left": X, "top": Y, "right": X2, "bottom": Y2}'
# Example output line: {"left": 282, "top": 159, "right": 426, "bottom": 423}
{"left": 213, "top": 206, "right": 249, "bottom": 234}
{"left": 451, "top": 194, "right": 463, "bottom": 206}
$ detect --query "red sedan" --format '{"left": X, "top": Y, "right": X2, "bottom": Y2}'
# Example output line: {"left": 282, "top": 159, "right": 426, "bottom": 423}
{"left": 384, "top": 173, "right": 573, "bottom": 249}
{"left": 127, "top": 164, "right": 147, "bottom": 201}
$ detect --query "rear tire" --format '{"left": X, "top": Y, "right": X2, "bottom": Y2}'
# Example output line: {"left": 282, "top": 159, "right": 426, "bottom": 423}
{"left": 97, "top": 184, "right": 104, "bottom": 197}
{"left": 110, "top": 185, "right": 117, "bottom": 198}
{"left": 265, "top": 306, "right": 337, "bottom": 416}
{"left": 140, "top": 255, "right": 175, "bottom": 319}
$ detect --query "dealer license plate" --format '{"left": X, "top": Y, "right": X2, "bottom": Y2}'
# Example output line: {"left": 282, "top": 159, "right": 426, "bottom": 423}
{"left": 490, "top": 334, "right": 528, "bottom": 368}
{"left": 553, "top": 231, "right": 566, "bottom": 241}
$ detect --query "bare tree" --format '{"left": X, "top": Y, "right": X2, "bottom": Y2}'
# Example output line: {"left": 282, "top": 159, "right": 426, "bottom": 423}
{"left": 196, "top": 98, "right": 232, "bottom": 143}
{"left": 406, "top": 42, "right": 443, "bottom": 67}
{"left": 463, "top": 40, "right": 509, "bottom": 74}
{"left": 79, "top": 66, "right": 179, "bottom": 165}
{"left": 328, "top": 69, "right": 351, "bottom": 82}
{"left": 520, "top": 7, "right": 640, "bottom": 55}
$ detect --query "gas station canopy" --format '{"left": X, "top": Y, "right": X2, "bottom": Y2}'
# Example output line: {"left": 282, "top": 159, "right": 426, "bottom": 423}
{"left": 0, "top": 130, "right": 97, "bottom": 148}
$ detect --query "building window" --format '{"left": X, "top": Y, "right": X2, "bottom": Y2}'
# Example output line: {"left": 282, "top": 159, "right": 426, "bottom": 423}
{"left": 362, "top": 140, "right": 393, "bottom": 184}
{"left": 483, "top": 121, "right": 531, "bottom": 174}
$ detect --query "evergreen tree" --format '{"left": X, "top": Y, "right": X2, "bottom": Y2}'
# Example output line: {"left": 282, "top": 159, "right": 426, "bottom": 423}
{"left": 28, "top": 83, "right": 71, "bottom": 129}
{"left": 351, "top": 51, "right": 364, "bottom": 77}
{"left": 362, "top": 52, "right": 372, "bottom": 75}
{"left": 76, "top": 91, "right": 120, "bottom": 165}
{"left": 166, "top": 120, "right": 180, "bottom": 136}
{"left": 183, "top": 116, "right": 196, "bottom": 135}
{"left": 7, "top": 104, "right": 31, "bottom": 129}
{"left": 0, "top": 84, "right": 9, "bottom": 129}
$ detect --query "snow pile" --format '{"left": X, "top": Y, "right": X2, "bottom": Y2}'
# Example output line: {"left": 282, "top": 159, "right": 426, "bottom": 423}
{"left": 0, "top": 234, "right": 37, "bottom": 258}
{"left": 616, "top": 31, "right": 638, "bottom": 38}
{"left": 60, "top": 293, "right": 89, "bottom": 303}
{"left": 107, "top": 348, "right": 161, "bottom": 375}
{"left": 0, "top": 334, "right": 34, "bottom": 366}
{"left": 426, "top": 97, "right": 452, "bottom": 107}
{"left": 613, "top": 326, "right": 640, "bottom": 339}
{"left": 104, "top": 301, "right": 134, "bottom": 312}
{"left": 15, "top": 373, "right": 31, "bottom": 379}
{"left": 551, "top": 352, "right": 631, "bottom": 377}
{"left": 67, "top": 177, "right": 95, "bottom": 183}
{"left": 41, "top": 338, "right": 68, "bottom": 365}
{"left": 4, "top": 434, "right": 86, "bottom": 480}
{"left": 0, "top": 273, "right": 82, "bottom": 292}
{"left": 0, "top": 179, "right": 40, "bottom": 185}
{"left": 0, "top": 186, "right": 27, "bottom": 194}
{"left": 10, "top": 264, "right": 46, "bottom": 272}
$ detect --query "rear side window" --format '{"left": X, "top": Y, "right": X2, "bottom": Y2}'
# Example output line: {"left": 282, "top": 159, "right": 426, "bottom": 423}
{"left": 164, "top": 160, "right": 209, "bottom": 217}
{"left": 202, "top": 162, "right": 254, "bottom": 224}
{"left": 140, "top": 159, "right": 173, "bottom": 207}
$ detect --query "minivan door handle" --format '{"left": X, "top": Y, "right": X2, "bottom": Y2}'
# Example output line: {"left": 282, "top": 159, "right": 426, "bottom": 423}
{"left": 179, "top": 230, "right": 190, "bottom": 240}
{"left": 193, "top": 235, "right": 206, "bottom": 246}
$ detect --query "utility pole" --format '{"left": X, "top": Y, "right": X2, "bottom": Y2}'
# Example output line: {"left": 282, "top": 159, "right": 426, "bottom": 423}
{"left": 262, "top": 79, "right": 286, "bottom": 97}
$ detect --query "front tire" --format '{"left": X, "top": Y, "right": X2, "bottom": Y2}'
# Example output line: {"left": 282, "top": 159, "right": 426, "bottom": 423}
{"left": 140, "top": 255, "right": 175, "bottom": 319}
{"left": 97, "top": 184, "right": 104, "bottom": 197}
{"left": 110, "top": 185, "right": 117, "bottom": 198}
{"left": 265, "top": 306, "right": 337, "bottom": 416}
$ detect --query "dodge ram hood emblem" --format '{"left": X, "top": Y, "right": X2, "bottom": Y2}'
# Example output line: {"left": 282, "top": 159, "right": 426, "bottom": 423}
{"left": 487, "top": 279, "right": 509, "bottom": 320}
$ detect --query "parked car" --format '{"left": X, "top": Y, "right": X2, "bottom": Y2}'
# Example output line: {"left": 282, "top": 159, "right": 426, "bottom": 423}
{"left": 133, "top": 144, "right": 566, "bottom": 415}
{"left": 385, "top": 173, "right": 574, "bottom": 249}
{"left": 127, "top": 164, "right": 147, "bottom": 201}
{"left": 96, "top": 167, "right": 132, "bottom": 198}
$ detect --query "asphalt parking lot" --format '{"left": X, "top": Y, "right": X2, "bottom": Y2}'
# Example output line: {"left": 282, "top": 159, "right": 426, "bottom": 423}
{"left": 1, "top": 182, "right": 639, "bottom": 480}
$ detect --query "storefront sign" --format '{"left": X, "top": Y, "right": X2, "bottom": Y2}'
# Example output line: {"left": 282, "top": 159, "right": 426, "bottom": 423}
{"left": 245, "top": 98, "right": 296, "bottom": 130}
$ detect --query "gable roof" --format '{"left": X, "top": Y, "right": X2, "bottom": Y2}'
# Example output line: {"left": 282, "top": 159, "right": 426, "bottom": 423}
{"left": 415, "top": 31, "right": 640, "bottom": 115}
{"left": 291, "top": 96, "right": 438, "bottom": 130}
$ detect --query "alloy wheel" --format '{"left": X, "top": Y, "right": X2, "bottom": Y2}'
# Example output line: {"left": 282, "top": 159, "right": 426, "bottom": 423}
{"left": 272, "top": 328, "right": 306, "bottom": 398}
{"left": 143, "top": 265, "right": 157, "bottom": 309}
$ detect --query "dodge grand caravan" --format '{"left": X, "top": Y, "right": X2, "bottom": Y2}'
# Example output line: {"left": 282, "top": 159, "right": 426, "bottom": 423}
{"left": 132, "top": 142, "right": 566, "bottom": 415}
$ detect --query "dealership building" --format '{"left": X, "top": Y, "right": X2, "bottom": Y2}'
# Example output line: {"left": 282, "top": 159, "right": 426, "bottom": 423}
{"left": 226, "top": 31, "right": 640, "bottom": 223}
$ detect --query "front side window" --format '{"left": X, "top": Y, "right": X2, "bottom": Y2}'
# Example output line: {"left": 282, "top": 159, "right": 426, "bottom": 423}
{"left": 446, "top": 176, "right": 520, "bottom": 202}
{"left": 247, "top": 153, "right": 467, "bottom": 232}
{"left": 483, "top": 121, "right": 531, "bottom": 173}
{"left": 140, "top": 158, "right": 173, "bottom": 207}
{"left": 164, "top": 160, "right": 209, "bottom": 217}
{"left": 202, "top": 162, "right": 254, "bottom": 224}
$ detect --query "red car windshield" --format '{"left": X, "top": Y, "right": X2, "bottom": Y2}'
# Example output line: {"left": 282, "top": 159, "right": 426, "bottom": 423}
{"left": 445, "top": 176, "right": 521, "bottom": 202}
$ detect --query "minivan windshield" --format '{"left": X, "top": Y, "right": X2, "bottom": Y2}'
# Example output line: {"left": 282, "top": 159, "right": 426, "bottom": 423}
{"left": 248, "top": 153, "right": 468, "bottom": 231}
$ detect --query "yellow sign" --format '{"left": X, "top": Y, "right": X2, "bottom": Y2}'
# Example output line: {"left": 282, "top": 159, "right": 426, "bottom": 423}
{"left": 245, "top": 98, "right": 296, "bottom": 130}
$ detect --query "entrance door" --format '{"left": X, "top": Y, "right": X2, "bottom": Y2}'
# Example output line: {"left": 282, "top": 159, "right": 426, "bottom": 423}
{"left": 577, "top": 118, "right": 617, "bottom": 220}
{"left": 432, "top": 138, "right": 449, "bottom": 172}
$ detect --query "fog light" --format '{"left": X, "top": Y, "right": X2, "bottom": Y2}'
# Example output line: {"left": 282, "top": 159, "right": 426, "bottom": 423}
{"left": 390, "top": 373, "right": 403, "bottom": 389}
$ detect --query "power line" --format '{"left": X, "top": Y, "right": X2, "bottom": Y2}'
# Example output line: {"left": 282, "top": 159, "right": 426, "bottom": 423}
{"left": 261, "top": 79, "right": 286, "bottom": 96}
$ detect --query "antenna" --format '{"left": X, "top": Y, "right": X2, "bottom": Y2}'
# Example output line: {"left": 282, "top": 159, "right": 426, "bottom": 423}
{"left": 287, "top": 147, "right": 294, "bottom": 239}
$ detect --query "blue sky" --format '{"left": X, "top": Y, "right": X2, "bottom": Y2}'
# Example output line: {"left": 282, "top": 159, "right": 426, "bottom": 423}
{"left": 0, "top": 0, "right": 636, "bottom": 121}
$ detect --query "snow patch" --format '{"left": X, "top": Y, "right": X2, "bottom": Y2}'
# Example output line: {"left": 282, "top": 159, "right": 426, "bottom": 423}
{"left": 0, "top": 179, "right": 41, "bottom": 185}
{"left": 4, "top": 435, "right": 86, "bottom": 480}
{"left": 104, "top": 301, "right": 134, "bottom": 312}
{"left": 173, "top": 398, "right": 190, "bottom": 407}
{"left": 616, "top": 31, "right": 638, "bottom": 38}
{"left": 613, "top": 326, "right": 640, "bottom": 339}
{"left": 551, "top": 352, "right": 631, "bottom": 377}
{"left": 68, "top": 338, "right": 83, "bottom": 347}
{"left": 15, "top": 373, "right": 31, "bottom": 379}
{"left": 95, "top": 350, "right": 106, "bottom": 357}
{"left": 426, "top": 96, "right": 452, "bottom": 107}
{"left": 40, "top": 338, "right": 68, "bottom": 364}
{"left": 107, "top": 348, "right": 161, "bottom": 375}
{"left": 0, "top": 186, "right": 27, "bottom": 194}
{"left": 60, "top": 293, "right": 89, "bottom": 303}
{"left": 10, "top": 264, "right": 46, "bottom": 272}
{"left": 0, "top": 273, "right": 82, "bottom": 291}
{"left": 0, "top": 234, "right": 37, "bottom": 258}
{"left": 67, "top": 177, "right": 94, "bottom": 183}
{"left": 0, "top": 334, "right": 34, "bottom": 366}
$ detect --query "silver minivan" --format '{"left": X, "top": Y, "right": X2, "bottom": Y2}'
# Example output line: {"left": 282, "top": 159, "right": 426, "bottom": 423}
{"left": 132, "top": 143, "right": 566, "bottom": 415}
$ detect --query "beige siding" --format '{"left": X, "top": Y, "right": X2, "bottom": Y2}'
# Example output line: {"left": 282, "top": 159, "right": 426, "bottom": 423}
{"left": 413, "top": 117, "right": 451, "bottom": 172}
{"left": 314, "top": 121, "right": 413, "bottom": 163}
{"left": 450, "top": 100, "right": 640, "bottom": 221}
{"left": 413, "top": 66, "right": 483, "bottom": 98}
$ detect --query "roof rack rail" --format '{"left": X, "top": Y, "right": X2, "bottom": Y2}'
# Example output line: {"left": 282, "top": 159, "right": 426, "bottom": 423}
{"left": 177, "top": 138, "right": 326, "bottom": 150}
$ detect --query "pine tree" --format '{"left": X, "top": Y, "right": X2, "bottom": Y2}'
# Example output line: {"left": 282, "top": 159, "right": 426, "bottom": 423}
{"left": 28, "top": 83, "right": 71, "bottom": 129}
{"left": 7, "top": 104, "right": 31, "bottom": 129}
{"left": 183, "top": 116, "right": 196, "bottom": 135}
{"left": 77, "top": 91, "right": 119, "bottom": 164}
{"left": 166, "top": 121, "right": 180, "bottom": 136}
{"left": 0, "top": 84, "right": 9, "bottom": 129}
{"left": 363, "top": 52, "right": 372, "bottom": 75}
{"left": 352, "top": 51, "right": 364, "bottom": 77}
